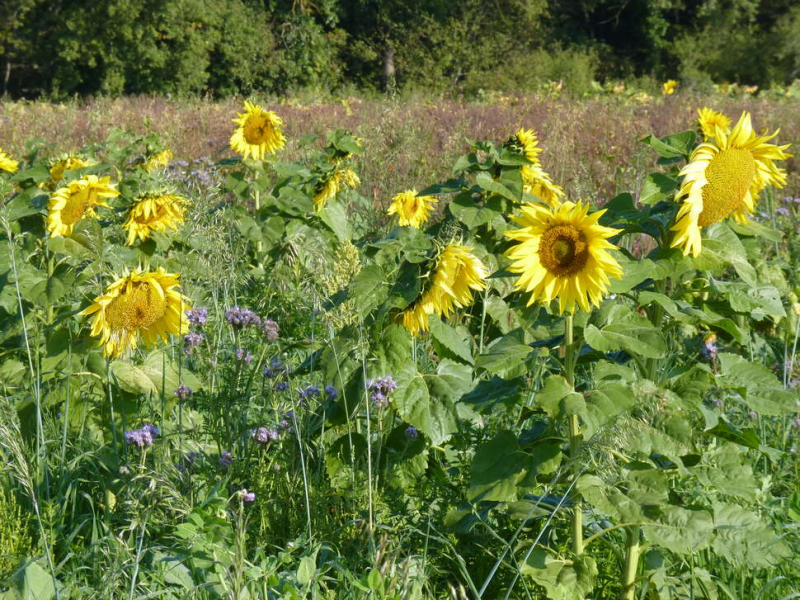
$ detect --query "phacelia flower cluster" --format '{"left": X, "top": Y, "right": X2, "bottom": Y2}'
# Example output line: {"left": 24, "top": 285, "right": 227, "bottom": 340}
{"left": 184, "top": 331, "right": 204, "bottom": 356}
{"left": 186, "top": 308, "right": 208, "bottom": 328}
{"left": 124, "top": 423, "right": 159, "bottom": 449}
{"left": 367, "top": 375, "right": 398, "bottom": 409}
{"left": 225, "top": 306, "right": 261, "bottom": 330}
{"left": 174, "top": 384, "right": 193, "bottom": 400}
{"left": 251, "top": 427, "right": 279, "bottom": 446}
{"left": 262, "top": 319, "right": 279, "bottom": 341}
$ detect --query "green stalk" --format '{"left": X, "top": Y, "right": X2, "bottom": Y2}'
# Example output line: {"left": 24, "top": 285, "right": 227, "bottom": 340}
{"left": 619, "top": 526, "right": 641, "bottom": 600}
{"left": 565, "top": 314, "right": 583, "bottom": 556}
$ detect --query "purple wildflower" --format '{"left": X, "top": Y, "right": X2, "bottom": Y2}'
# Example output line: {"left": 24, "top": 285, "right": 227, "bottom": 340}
{"left": 299, "top": 385, "right": 321, "bottom": 399}
{"left": 701, "top": 339, "right": 718, "bottom": 361}
{"left": 324, "top": 385, "right": 338, "bottom": 399}
{"left": 124, "top": 427, "right": 154, "bottom": 449}
{"left": 186, "top": 308, "right": 208, "bottom": 328}
{"left": 263, "top": 358, "right": 286, "bottom": 378}
{"left": 218, "top": 451, "right": 233, "bottom": 469}
{"left": 239, "top": 489, "right": 256, "bottom": 502}
{"left": 235, "top": 348, "right": 254, "bottom": 364}
{"left": 262, "top": 319, "right": 279, "bottom": 342}
{"left": 791, "top": 417, "right": 800, "bottom": 429}
{"left": 184, "top": 332, "right": 203, "bottom": 355}
{"left": 175, "top": 384, "right": 193, "bottom": 400}
{"left": 252, "top": 427, "right": 279, "bottom": 444}
{"left": 141, "top": 423, "right": 159, "bottom": 437}
{"left": 225, "top": 306, "right": 261, "bottom": 330}
{"left": 776, "top": 207, "right": 790, "bottom": 216}
{"left": 275, "top": 381, "right": 288, "bottom": 391}
{"left": 368, "top": 375, "right": 398, "bottom": 409}
{"left": 405, "top": 426, "right": 419, "bottom": 439}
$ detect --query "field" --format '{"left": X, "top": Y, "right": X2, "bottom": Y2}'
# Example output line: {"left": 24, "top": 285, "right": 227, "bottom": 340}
{"left": 0, "top": 94, "right": 799, "bottom": 599}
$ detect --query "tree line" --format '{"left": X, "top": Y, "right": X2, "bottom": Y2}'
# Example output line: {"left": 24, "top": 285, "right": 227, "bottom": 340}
{"left": 1, "top": 0, "right": 799, "bottom": 98}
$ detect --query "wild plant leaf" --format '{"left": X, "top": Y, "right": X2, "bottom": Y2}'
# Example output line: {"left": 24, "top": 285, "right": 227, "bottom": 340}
{"left": 429, "top": 316, "right": 473, "bottom": 364}
{"left": 584, "top": 305, "right": 666, "bottom": 359}
{"left": 475, "top": 171, "right": 520, "bottom": 202}
{"left": 460, "top": 376, "right": 526, "bottom": 412}
{"left": 350, "top": 264, "right": 388, "bottom": 318}
{"left": 639, "top": 173, "right": 677, "bottom": 205}
{"left": 694, "top": 223, "right": 757, "bottom": 286}
{"left": 717, "top": 353, "right": 795, "bottom": 415}
{"left": 535, "top": 375, "right": 585, "bottom": 420}
{"left": 449, "top": 191, "right": 504, "bottom": 228}
{"left": 475, "top": 329, "right": 532, "bottom": 376}
{"left": 318, "top": 198, "right": 350, "bottom": 241}
{"left": 468, "top": 431, "right": 528, "bottom": 502}
{"left": 711, "top": 503, "right": 792, "bottom": 568}
{"left": 393, "top": 364, "right": 459, "bottom": 445}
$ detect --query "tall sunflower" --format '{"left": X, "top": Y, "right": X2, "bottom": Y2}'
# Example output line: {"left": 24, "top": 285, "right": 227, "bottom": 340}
{"left": 142, "top": 149, "right": 173, "bottom": 171}
{"left": 505, "top": 200, "right": 623, "bottom": 313}
{"left": 81, "top": 268, "right": 190, "bottom": 358}
{"left": 697, "top": 107, "right": 731, "bottom": 140}
{"left": 42, "top": 155, "right": 95, "bottom": 191}
{"left": 505, "top": 128, "right": 564, "bottom": 207}
{"left": 46, "top": 175, "right": 119, "bottom": 237}
{"left": 230, "top": 101, "right": 286, "bottom": 161}
{"left": 662, "top": 80, "right": 678, "bottom": 96}
{"left": 0, "top": 148, "right": 19, "bottom": 173}
{"left": 312, "top": 168, "right": 360, "bottom": 212}
{"left": 400, "top": 244, "right": 487, "bottom": 335}
{"left": 123, "top": 193, "right": 190, "bottom": 245}
{"left": 671, "top": 111, "right": 791, "bottom": 257}
{"left": 387, "top": 190, "right": 438, "bottom": 228}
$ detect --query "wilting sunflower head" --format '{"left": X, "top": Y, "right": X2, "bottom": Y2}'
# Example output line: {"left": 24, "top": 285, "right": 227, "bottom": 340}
{"left": 230, "top": 101, "right": 286, "bottom": 161}
{"left": 46, "top": 175, "right": 119, "bottom": 238}
{"left": 312, "top": 168, "right": 360, "bottom": 212}
{"left": 0, "top": 148, "right": 19, "bottom": 174}
{"left": 81, "top": 267, "right": 190, "bottom": 358}
{"left": 671, "top": 111, "right": 791, "bottom": 257}
{"left": 521, "top": 164, "right": 564, "bottom": 207}
{"left": 662, "top": 80, "right": 678, "bottom": 96}
{"left": 504, "top": 200, "right": 623, "bottom": 314}
{"left": 123, "top": 193, "right": 190, "bottom": 246}
{"left": 42, "top": 155, "right": 95, "bottom": 191}
{"left": 400, "top": 244, "right": 487, "bottom": 335}
{"left": 697, "top": 107, "right": 732, "bottom": 140}
{"left": 142, "top": 149, "right": 173, "bottom": 172}
{"left": 387, "top": 190, "right": 438, "bottom": 228}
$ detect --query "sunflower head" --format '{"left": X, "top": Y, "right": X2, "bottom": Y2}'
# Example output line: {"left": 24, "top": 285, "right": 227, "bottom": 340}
{"left": 504, "top": 200, "right": 623, "bottom": 313}
{"left": 142, "top": 149, "right": 173, "bottom": 172}
{"left": 42, "top": 155, "right": 95, "bottom": 191}
{"left": 507, "top": 128, "right": 543, "bottom": 164}
{"left": 123, "top": 193, "right": 190, "bottom": 245}
{"left": 521, "top": 165, "right": 564, "bottom": 207}
{"left": 400, "top": 243, "right": 487, "bottom": 335}
{"left": 697, "top": 107, "right": 732, "bottom": 140}
{"left": 662, "top": 80, "right": 678, "bottom": 96}
{"left": 387, "top": 190, "right": 438, "bottom": 228}
{"left": 81, "top": 267, "right": 190, "bottom": 358}
{"left": 230, "top": 101, "right": 286, "bottom": 161}
{"left": 46, "top": 175, "right": 119, "bottom": 238}
{"left": 312, "top": 168, "right": 360, "bottom": 212}
{"left": 671, "top": 111, "right": 791, "bottom": 256}
{"left": 0, "top": 148, "right": 19, "bottom": 174}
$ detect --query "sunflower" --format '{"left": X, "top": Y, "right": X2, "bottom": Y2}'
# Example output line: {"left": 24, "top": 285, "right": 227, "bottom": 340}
{"left": 0, "top": 148, "right": 19, "bottom": 173}
{"left": 46, "top": 175, "right": 119, "bottom": 238}
{"left": 230, "top": 101, "right": 286, "bottom": 161}
{"left": 697, "top": 107, "right": 731, "bottom": 140}
{"left": 312, "top": 168, "right": 360, "bottom": 211}
{"left": 505, "top": 200, "right": 623, "bottom": 313}
{"left": 81, "top": 267, "right": 190, "bottom": 358}
{"left": 142, "top": 149, "right": 173, "bottom": 171}
{"left": 42, "top": 155, "right": 95, "bottom": 191}
{"left": 387, "top": 190, "right": 438, "bottom": 228}
{"left": 671, "top": 111, "right": 791, "bottom": 257}
{"left": 123, "top": 193, "right": 190, "bottom": 245}
{"left": 505, "top": 128, "right": 564, "bottom": 207}
{"left": 662, "top": 80, "right": 678, "bottom": 96}
{"left": 400, "top": 244, "right": 487, "bottom": 335}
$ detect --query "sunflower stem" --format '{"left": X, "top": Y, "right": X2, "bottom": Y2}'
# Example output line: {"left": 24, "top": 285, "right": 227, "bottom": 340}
{"left": 619, "top": 526, "right": 641, "bottom": 600}
{"left": 565, "top": 314, "right": 583, "bottom": 557}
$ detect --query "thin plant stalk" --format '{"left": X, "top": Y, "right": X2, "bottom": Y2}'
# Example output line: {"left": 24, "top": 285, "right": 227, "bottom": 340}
{"left": 565, "top": 314, "right": 583, "bottom": 556}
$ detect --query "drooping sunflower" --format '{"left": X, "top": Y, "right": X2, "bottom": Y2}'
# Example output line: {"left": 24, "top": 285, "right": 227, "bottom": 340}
{"left": 312, "top": 168, "right": 360, "bottom": 212}
{"left": 505, "top": 200, "right": 623, "bottom": 313}
{"left": 697, "top": 107, "right": 731, "bottom": 140}
{"left": 46, "top": 175, "right": 119, "bottom": 238}
{"left": 230, "top": 101, "right": 286, "bottom": 161}
{"left": 42, "top": 155, "right": 95, "bottom": 191}
{"left": 81, "top": 268, "right": 190, "bottom": 358}
{"left": 400, "top": 244, "right": 487, "bottom": 335}
{"left": 123, "top": 193, "right": 190, "bottom": 245}
{"left": 662, "top": 80, "right": 678, "bottom": 96}
{"left": 142, "top": 149, "right": 173, "bottom": 172}
{"left": 387, "top": 190, "right": 438, "bottom": 228}
{"left": 505, "top": 128, "right": 564, "bottom": 207}
{"left": 671, "top": 111, "right": 791, "bottom": 257}
{"left": 0, "top": 148, "right": 19, "bottom": 173}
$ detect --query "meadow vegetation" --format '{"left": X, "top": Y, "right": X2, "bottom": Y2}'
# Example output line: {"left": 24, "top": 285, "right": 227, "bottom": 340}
{"left": 0, "top": 92, "right": 798, "bottom": 599}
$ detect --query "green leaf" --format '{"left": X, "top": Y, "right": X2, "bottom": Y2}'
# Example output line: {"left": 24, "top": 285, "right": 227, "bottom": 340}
{"left": 535, "top": 375, "right": 584, "bottom": 420}
{"left": 729, "top": 219, "right": 783, "bottom": 242}
{"left": 475, "top": 172, "right": 520, "bottom": 202}
{"left": 393, "top": 364, "right": 459, "bottom": 446}
{"left": 693, "top": 223, "right": 756, "bottom": 286}
{"left": 13, "top": 560, "right": 56, "bottom": 600}
{"left": 609, "top": 254, "right": 671, "bottom": 293}
{"left": 429, "top": 316, "right": 473, "bottom": 365}
{"left": 711, "top": 503, "right": 792, "bottom": 568}
{"left": 296, "top": 556, "right": 316, "bottom": 586}
{"left": 448, "top": 192, "right": 504, "bottom": 229}
{"left": 46, "top": 235, "right": 97, "bottom": 259}
{"left": 110, "top": 361, "right": 157, "bottom": 395}
{"left": 468, "top": 431, "right": 528, "bottom": 502}
{"left": 318, "top": 199, "right": 350, "bottom": 241}
{"left": 717, "top": 353, "right": 795, "bottom": 415}
{"left": 475, "top": 329, "right": 532, "bottom": 376}
{"left": 641, "top": 130, "right": 696, "bottom": 159}
{"left": 584, "top": 306, "right": 666, "bottom": 359}
{"left": 639, "top": 173, "right": 677, "bottom": 205}
{"left": 349, "top": 264, "right": 388, "bottom": 318}
{"left": 460, "top": 376, "right": 526, "bottom": 412}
